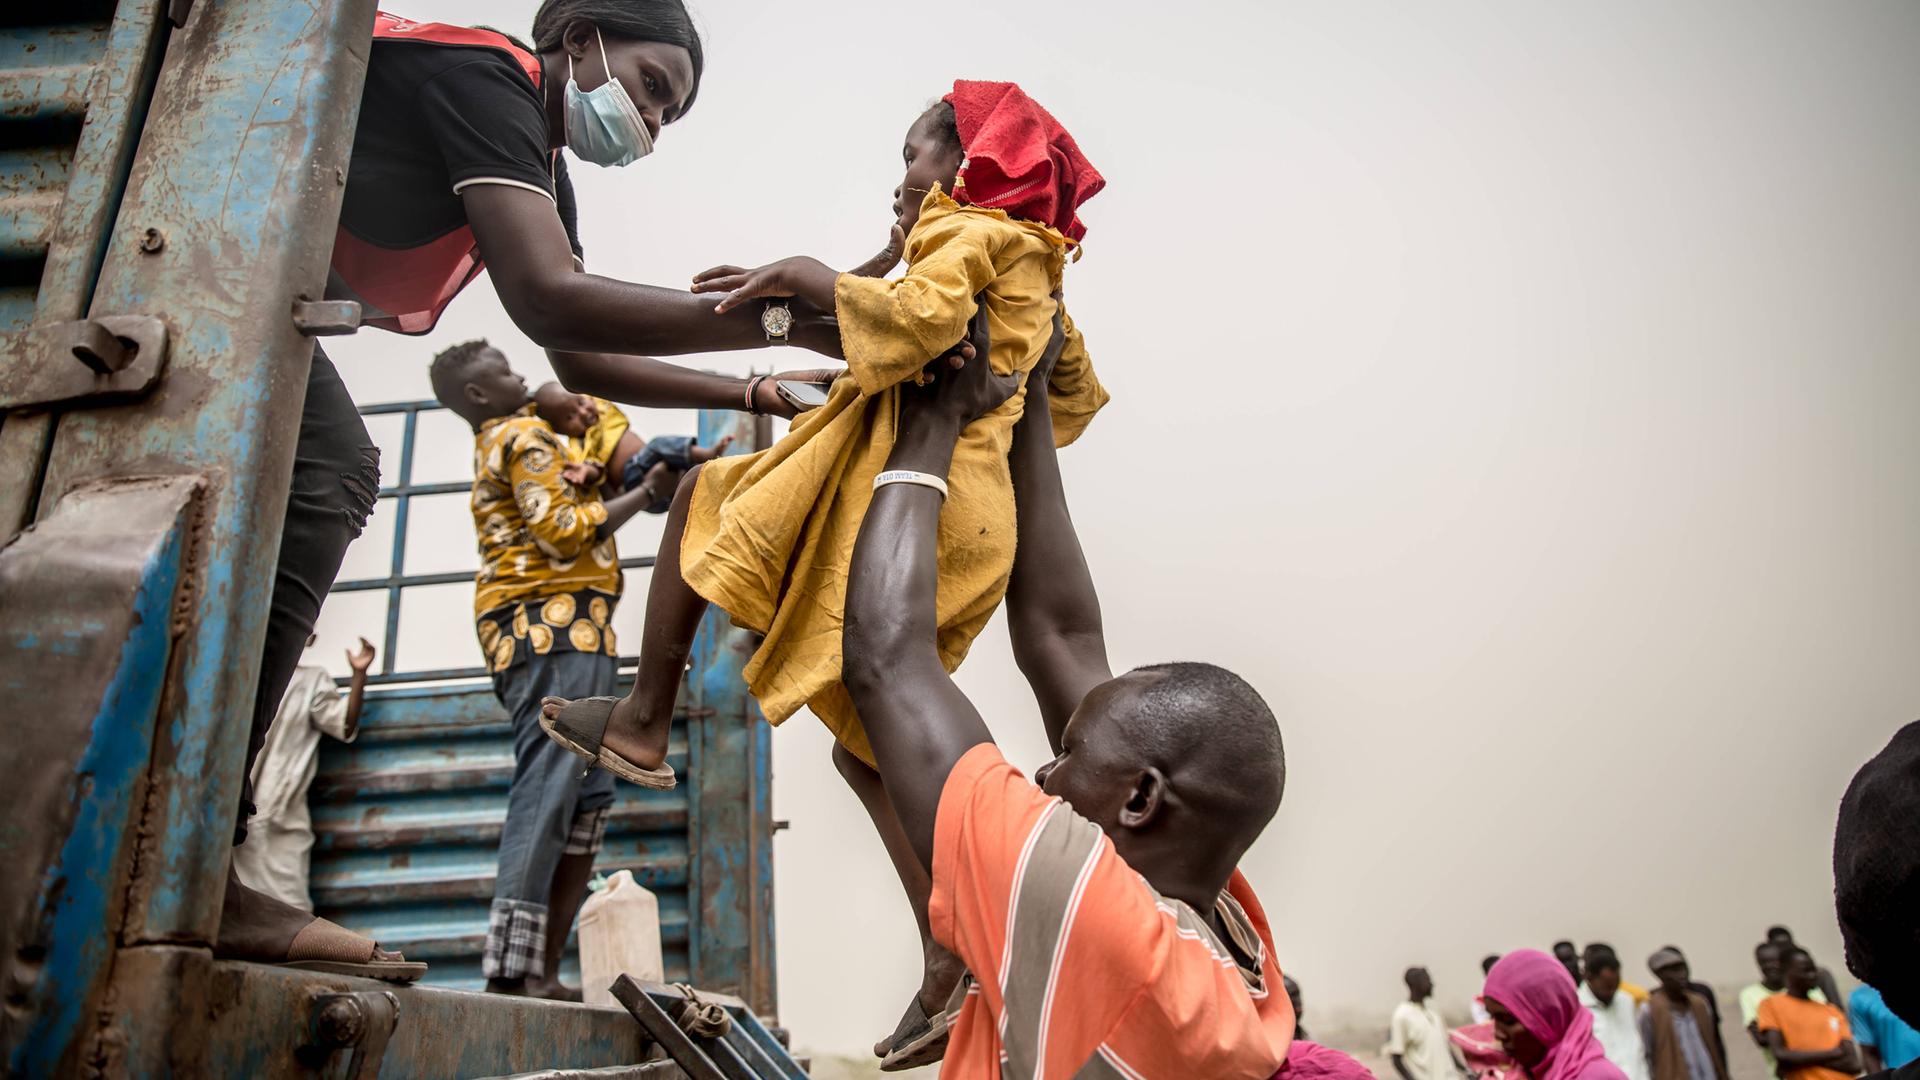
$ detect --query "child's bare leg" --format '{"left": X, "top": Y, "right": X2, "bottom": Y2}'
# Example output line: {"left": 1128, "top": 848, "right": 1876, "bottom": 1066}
{"left": 833, "top": 742, "right": 964, "bottom": 1057}
{"left": 544, "top": 464, "right": 708, "bottom": 769}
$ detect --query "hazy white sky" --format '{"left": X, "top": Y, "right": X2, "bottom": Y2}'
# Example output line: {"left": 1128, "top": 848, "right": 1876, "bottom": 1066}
{"left": 320, "top": 0, "right": 1920, "bottom": 1057}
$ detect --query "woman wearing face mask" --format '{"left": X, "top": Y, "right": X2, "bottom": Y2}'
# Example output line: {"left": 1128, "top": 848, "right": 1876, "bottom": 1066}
{"left": 220, "top": 0, "right": 893, "bottom": 981}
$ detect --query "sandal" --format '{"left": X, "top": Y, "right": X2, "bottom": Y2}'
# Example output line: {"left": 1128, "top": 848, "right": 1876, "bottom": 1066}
{"left": 878, "top": 978, "right": 969, "bottom": 1072}
{"left": 540, "top": 696, "right": 677, "bottom": 790}
{"left": 282, "top": 917, "right": 427, "bottom": 983}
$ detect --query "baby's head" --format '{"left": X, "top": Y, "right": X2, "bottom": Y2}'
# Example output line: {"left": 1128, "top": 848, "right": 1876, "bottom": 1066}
{"left": 893, "top": 100, "right": 966, "bottom": 237}
{"left": 532, "top": 382, "right": 599, "bottom": 437}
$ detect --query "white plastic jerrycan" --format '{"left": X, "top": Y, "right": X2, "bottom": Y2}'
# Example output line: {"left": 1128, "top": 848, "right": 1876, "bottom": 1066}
{"left": 577, "top": 868, "right": 664, "bottom": 1007}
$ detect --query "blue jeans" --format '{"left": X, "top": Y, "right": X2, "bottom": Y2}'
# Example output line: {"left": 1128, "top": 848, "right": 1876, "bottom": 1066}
{"left": 621, "top": 434, "right": 698, "bottom": 515}
{"left": 482, "top": 647, "right": 617, "bottom": 979}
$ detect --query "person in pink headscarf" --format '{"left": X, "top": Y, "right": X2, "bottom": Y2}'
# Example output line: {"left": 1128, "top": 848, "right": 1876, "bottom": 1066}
{"left": 1482, "top": 950, "right": 1630, "bottom": 1080}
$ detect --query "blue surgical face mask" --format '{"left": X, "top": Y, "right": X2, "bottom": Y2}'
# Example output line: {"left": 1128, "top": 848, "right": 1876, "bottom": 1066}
{"left": 563, "top": 29, "right": 653, "bottom": 167}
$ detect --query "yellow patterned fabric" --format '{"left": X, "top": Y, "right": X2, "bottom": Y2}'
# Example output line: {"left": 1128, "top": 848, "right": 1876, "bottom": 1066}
{"left": 469, "top": 405, "right": 621, "bottom": 670}
{"left": 680, "top": 187, "right": 1108, "bottom": 764}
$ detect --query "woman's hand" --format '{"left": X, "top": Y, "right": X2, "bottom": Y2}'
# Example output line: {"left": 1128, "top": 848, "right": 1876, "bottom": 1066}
{"left": 693, "top": 256, "right": 837, "bottom": 314}
{"left": 752, "top": 367, "right": 844, "bottom": 419}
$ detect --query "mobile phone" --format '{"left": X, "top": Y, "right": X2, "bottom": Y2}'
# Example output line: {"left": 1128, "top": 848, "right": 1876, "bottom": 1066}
{"left": 775, "top": 379, "right": 832, "bottom": 411}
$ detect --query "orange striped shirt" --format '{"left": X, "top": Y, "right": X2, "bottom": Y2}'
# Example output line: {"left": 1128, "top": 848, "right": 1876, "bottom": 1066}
{"left": 930, "top": 744, "right": 1294, "bottom": 1079}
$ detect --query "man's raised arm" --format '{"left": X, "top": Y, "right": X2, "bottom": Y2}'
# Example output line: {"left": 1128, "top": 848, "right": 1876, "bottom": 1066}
{"left": 841, "top": 314, "right": 1017, "bottom": 870}
{"left": 1006, "top": 301, "right": 1113, "bottom": 753}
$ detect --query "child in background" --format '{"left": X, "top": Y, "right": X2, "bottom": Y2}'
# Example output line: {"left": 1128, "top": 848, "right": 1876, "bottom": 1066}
{"left": 532, "top": 381, "right": 729, "bottom": 512}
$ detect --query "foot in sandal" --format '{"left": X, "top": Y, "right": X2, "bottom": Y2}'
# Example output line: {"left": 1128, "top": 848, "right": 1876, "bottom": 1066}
{"left": 876, "top": 944, "right": 970, "bottom": 1070}
{"left": 216, "top": 866, "right": 425, "bottom": 982}
{"left": 539, "top": 692, "right": 676, "bottom": 789}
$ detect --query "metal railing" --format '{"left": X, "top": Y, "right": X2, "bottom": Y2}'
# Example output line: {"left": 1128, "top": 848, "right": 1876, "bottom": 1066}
{"left": 333, "top": 399, "right": 656, "bottom": 686}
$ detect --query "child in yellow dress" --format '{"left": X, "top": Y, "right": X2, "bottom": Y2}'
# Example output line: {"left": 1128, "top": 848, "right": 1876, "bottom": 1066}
{"left": 540, "top": 79, "right": 1103, "bottom": 769}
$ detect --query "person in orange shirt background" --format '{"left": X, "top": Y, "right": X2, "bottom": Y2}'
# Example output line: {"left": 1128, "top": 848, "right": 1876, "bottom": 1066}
{"left": 1758, "top": 948, "right": 1862, "bottom": 1080}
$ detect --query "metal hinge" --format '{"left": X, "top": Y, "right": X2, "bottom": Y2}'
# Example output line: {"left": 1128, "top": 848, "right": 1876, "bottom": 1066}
{"left": 0, "top": 316, "right": 169, "bottom": 410}
{"left": 609, "top": 977, "right": 807, "bottom": 1080}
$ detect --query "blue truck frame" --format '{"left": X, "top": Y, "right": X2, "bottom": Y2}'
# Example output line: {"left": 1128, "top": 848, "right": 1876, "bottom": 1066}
{"left": 0, "top": 1, "right": 778, "bottom": 1074}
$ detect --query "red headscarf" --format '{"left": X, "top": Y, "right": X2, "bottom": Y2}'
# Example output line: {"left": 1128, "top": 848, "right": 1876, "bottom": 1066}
{"left": 1483, "top": 950, "right": 1628, "bottom": 1080}
{"left": 943, "top": 80, "right": 1105, "bottom": 243}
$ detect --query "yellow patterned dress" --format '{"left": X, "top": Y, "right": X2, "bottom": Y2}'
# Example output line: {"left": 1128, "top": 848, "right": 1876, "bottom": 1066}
{"left": 680, "top": 187, "right": 1108, "bottom": 763}
{"left": 469, "top": 405, "right": 622, "bottom": 673}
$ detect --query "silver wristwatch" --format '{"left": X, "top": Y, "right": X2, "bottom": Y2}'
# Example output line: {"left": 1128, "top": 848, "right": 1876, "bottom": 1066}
{"left": 761, "top": 300, "right": 794, "bottom": 344}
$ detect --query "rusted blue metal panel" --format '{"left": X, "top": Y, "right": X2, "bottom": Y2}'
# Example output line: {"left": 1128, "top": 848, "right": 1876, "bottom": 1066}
{"left": 0, "top": 476, "right": 200, "bottom": 1077}
{"left": 32, "top": 0, "right": 380, "bottom": 957}
{"left": 0, "top": 0, "right": 379, "bottom": 1070}
{"left": 311, "top": 685, "right": 696, "bottom": 988}
{"left": 0, "top": 0, "right": 166, "bottom": 534}
{"left": 0, "top": 0, "right": 780, "bottom": 1065}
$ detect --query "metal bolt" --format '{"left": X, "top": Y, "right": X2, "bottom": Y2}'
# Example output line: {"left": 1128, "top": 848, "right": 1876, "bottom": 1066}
{"left": 315, "top": 996, "right": 366, "bottom": 1046}
{"left": 139, "top": 228, "right": 165, "bottom": 254}
{"left": 335, "top": 166, "right": 347, "bottom": 185}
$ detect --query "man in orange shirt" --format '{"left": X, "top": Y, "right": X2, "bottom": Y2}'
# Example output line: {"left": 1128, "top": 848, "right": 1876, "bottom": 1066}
{"left": 838, "top": 309, "right": 1295, "bottom": 1079}
{"left": 1758, "top": 948, "right": 1861, "bottom": 1080}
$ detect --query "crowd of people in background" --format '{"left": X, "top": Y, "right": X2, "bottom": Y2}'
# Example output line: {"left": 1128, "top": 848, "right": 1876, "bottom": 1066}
{"left": 1343, "top": 919, "right": 1920, "bottom": 1080}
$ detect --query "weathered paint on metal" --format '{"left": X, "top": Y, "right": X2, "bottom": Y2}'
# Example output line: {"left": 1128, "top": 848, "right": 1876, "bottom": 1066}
{"left": 310, "top": 685, "right": 695, "bottom": 988}
{"left": 0, "top": 0, "right": 169, "bottom": 531}
{"left": 90, "top": 947, "right": 665, "bottom": 1076}
{"left": 0, "top": 0, "right": 378, "bottom": 1069}
{"left": 0, "top": 476, "right": 198, "bottom": 1076}
{"left": 33, "top": 0, "right": 380, "bottom": 962}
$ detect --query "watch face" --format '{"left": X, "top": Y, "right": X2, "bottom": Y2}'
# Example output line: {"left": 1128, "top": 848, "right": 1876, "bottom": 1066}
{"left": 762, "top": 304, "right": 794, "bottom": 337}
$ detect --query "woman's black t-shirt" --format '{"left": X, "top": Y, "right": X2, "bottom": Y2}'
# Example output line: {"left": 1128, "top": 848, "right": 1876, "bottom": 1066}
{"left": 340, "top": 39, "right": 582, "bottom": 258}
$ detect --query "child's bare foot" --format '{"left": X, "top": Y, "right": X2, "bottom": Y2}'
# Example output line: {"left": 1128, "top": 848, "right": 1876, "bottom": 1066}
{"left": 689, "top": 434, "right": 733, "bottom": 464}
{"left": 541, "top": 692, "right": 671, "bottom": 773}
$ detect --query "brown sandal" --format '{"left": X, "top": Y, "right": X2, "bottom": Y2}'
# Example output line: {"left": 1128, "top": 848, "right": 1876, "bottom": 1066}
{"left": 282, "top": 917, "right": 427, "bottom": 983}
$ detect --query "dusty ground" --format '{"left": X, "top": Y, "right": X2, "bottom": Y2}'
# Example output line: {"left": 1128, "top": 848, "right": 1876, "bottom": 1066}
{"left": 798, "top": 984, "right": 1777, "bottom": 1080}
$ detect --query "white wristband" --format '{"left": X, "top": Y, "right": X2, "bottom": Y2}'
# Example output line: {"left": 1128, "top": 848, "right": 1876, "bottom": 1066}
{"left": 872, "top": 469, "right": 949, "bottom": 499}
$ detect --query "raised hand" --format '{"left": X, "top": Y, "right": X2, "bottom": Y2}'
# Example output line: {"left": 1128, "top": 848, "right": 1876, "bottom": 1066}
{"left": 845, "top": 224, "right": 907, "bottom": 279}
{"left": 346, "top": 636, "right": 376, "bottom": 673}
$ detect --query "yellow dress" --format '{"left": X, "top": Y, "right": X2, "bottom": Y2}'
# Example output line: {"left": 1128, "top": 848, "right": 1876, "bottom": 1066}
{"left": 680, "top": 188, "right": 1108, "bottom": 763}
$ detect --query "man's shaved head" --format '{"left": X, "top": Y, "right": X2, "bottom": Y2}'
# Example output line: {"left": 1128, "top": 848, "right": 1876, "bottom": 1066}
{"left": 1035, "top": 661, "right": 1284, "bottom": 905}
{"left": 1125, "top": 661, "right": 1286, "bottom": 826}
